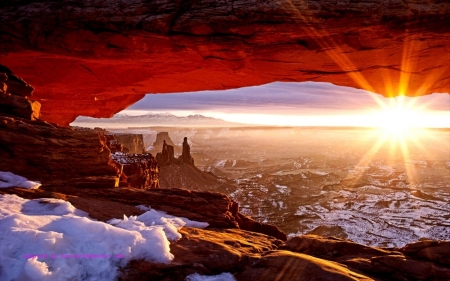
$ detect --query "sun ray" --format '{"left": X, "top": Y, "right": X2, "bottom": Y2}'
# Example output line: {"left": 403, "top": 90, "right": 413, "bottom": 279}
{"left": 343, "top": 130, "right": 390, "bottom": 186}
{"left": 285, "top": 1, "right": 377, "bottom": 93}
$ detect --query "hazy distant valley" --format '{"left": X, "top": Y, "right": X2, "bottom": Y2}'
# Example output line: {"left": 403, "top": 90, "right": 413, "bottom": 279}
{"left": 102, "top": 121, "right": 450, "bottom": 248}
{"left": 73, "top": 112, "right": 450, "bottom": 248}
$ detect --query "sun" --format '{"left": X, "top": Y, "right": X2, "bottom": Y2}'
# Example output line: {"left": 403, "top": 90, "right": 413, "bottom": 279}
{"left": 356, "top": 93, "right": 449, "bottom": 134}
{"left": 369, "top": 95, "right": 429, "bottom": 135}
{"left": 377, "top": 103, "right": 416, "bottom": 135}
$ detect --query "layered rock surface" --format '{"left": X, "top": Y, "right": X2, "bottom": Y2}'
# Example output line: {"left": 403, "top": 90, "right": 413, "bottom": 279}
{"left": 111, "top": 152, "right": 160, "bottom": 189}
{"left": 0, "top": 67, "right": 40, "bottom": 120}
{"left": 104, "top": 133, "right": 160, "bottom": 189}
{"left": 0, "top": 116, "right": 121, "bottom": 188}
{"left": 153, "top": 132, "right": 178, "bottom": 153}
{"left": 0, "top": 1, "right": 449, "bottom": 125}
{"left": 1, "top": 187, "right": 448, "bottom": 281}
{"left": 114, "top": 134, "right": 146, "bottom": 154}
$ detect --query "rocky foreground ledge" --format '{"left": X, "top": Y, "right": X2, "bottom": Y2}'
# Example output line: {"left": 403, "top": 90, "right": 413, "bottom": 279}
{"left": 1, "top": 186, "right": 449, "bottom": 281}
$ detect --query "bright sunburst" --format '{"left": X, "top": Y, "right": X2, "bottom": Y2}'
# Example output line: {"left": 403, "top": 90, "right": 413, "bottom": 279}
{"left": 376, "top": 96, "right": 418, "bottom": 134}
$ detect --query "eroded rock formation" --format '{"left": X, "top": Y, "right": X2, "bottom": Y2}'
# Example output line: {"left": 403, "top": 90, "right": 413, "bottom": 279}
{"left": 0, "top": 69, "right": 121, "bottom": 187}
{"left": 156, "top": 136, "right": 232, "bottom": 191}
{"left": 0, "top": 68, "right": 40, "bottom": 120}
{"left": 152, "top": 132, "right": 177, "bottom": 152}
{"left": 179, "top": 137, "right": 195, "bottom": 165}
{"left": 111, "top": 152, "right": 160, "bottom": 189}
{"left": 0, "top": 1, "right": 448, "bottom": 125}
{"left": 0, "top": 117, "right": 121, "bottom": 188}
{"left": 156, "top": 140, "right": 178, "bottom": 166}
{"left": 104, "top": 133, "right": 160, "bottom": 189}
{"left": 114, "top": 134, "right": 146, "bottom": 154}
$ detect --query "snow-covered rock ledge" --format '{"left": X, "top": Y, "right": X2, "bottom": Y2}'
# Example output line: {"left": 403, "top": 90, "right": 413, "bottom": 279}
{"left": 0, "top": 171, "right": 41, "bottom": 189}
{"left": 0, "top": 194, "right": 208, "bottom": 281}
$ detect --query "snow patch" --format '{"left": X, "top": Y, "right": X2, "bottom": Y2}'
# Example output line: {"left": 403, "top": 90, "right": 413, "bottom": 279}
{"left": 135, "top": 205, "right": 209, "bottom": 229}
{"left": 275, "top": 184, "right": 290, "bottom": 195}
{"left": 215, "top": 160, "right": 227, "bottom": 168}
{"left": 186, "top": 272, "right": 236, "bottom": 281}
{"left": 0, "top": 194, "right": 208, "bottom": 281}
{"left": 0, "top": 171, "right": 41, "bottom": 189}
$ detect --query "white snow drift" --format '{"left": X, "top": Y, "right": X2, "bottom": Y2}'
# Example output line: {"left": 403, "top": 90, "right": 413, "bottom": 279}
{"left": 0, "top": 171, "right": 41, "bottom": 189}
{"left": 0, "top": 194, "right": 208, "bottom": 281}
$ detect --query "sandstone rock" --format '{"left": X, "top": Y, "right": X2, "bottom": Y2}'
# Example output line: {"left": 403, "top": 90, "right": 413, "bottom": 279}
{"left": 234, "top": 212, "right": 287, "bottom": 241}
{"left": 122, "top": 227, "right": 283, "bottom": 280}
{"left": 179, "top": 137, "right": 194, "bottom": 165}
{"left": 307, "top": 225, "right": 348, "bottom": 239}
{"left": 111, "top": 152, "right": 160, "bottom": 189}
{"left": 114, "top": 134, "right": 146, "bottom": 154}
{"left": 399, "top": 240, "right": 450, "bottom": 266}
{"left": 153, "top": 132, "right": 177, "bottom": 152}
{"left": 0, "top": 1, "right": 448, "bottom": 125}
{"left": 30, "top": 186, "right": 285, "bottom": 239}
{"left": 158, "top": 162, "right": 225, "bottom": 190}
{"left": 105, "top": 134, "right": 125, "bottom": 153}
{"left": 0, "top": 65, "right": 34, "bottom": 97}
{"left": 105, "top": 132, "right": 160, "bottom": 189}
{"left": 156, "top": 140, "right": 178, "bottom": 166}
{"left": 283, "top": 235, "right": 450, "bottom": 281}
{"left": 0, "top": 116, "right": 120, "bottom": 187}
{"left": 282, "top": 235, "right": 392, "bottom": 259}
{"left": 236, "top": 250, "right": 373, "bottom": 281}
{"left": 0, "top": 91, "right": 40, "bottom": 120}
{"left": 0, "top": 70, "right": 40, "bottom": 120}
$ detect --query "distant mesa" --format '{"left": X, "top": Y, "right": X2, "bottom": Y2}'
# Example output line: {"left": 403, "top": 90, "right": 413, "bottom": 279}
{"left": 152, "top": 132, "right": 178, "bottom": 153}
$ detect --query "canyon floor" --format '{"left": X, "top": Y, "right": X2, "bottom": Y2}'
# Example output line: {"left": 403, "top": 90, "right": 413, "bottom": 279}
{"left": 110, "top": 126, "right": 450, "bottom": 248}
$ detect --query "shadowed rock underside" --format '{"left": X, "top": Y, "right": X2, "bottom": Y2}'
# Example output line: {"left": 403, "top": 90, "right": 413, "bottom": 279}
{"left": 0, "top": 0, "right": 449, "bottom": 125}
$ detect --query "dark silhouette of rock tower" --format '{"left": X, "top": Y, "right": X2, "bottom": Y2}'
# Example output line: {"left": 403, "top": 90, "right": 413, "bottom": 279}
{"left": 179, "top": 137, "right": 194, "bottom": 165}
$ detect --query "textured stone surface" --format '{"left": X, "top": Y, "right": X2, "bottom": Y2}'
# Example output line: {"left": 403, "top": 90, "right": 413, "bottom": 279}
{"left": 0, "top": 69, "right": 40, "bottom": 120}
{"left": 236, "top": 250, "right": 373, "bottom": 281}
{"left": 399, "top": 240, "right": 450, "bottom": 266}
{"left": 179, "top": 137, "right": 194, "bottom": 165}
{"left": 0, "top": 65, "right": 34, "bottom": 97}
{"left": 153, "top": 132, "right": 178, "bottom": 153}
{"left": 111, "top": 152, "right": 160, "bottom": 189}
{"left": 0, "top": 1, "right": 448, "bottom": 125}
{"left": 123, "top": 228, "right": 283, "bottom": 280}
{"left": 156, "top": 140, "right": 178, "bottom": 166}
{"left": 0, "top": 187, "right": 448, "bottom": 281}
{"left": 283, "top": 235, "right": 450, "bottom": 281}
{"left": 0, "top": 86, "right": 40, "bottom": 120}
{"left": 0, "top": 186, "right": 286, "bottom": 239}
{"left": 105, "top": 133, "right": 160, "bottom": 189}
{"left": 114, "top": 134, "right": 146, "bottom": 154}
{"left": 0, "top": 116, "right": 120, "bottom": 187}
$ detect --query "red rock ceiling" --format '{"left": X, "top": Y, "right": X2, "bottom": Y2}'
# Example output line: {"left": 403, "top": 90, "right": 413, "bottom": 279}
{"left": 1, "top": 1, "right": 449, "bottom": 126}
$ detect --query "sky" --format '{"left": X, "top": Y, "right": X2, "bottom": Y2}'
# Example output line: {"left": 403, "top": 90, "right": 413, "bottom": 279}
{"left": 121, "top": 82, "right": 450, "bottom": 128}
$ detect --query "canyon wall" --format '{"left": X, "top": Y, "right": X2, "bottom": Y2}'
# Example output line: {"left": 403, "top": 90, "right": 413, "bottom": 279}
{"left": 0, "top": 69, "right": 121, "bottom": 188}
{"left": 0, "top": 1, "right": 448, "bottom": 125}
{"left": 114, "top": 134, "right": 146, "bottom": 154}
